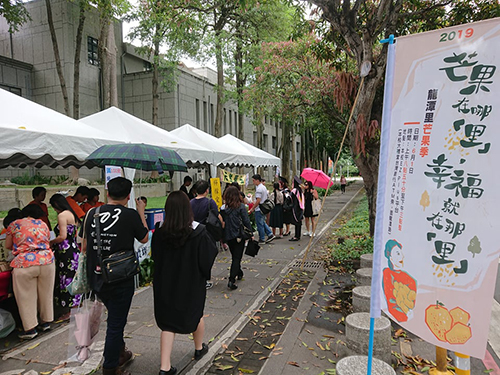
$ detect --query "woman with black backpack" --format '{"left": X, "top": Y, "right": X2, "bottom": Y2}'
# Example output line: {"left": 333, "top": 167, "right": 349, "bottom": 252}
{"left": 220, "top": 186, "right": 254, "bottom": 290}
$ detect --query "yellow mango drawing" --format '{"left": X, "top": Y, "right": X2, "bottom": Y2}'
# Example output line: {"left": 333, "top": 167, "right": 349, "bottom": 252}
{"left": 425, "top": 304, "right": 452, "bottom": 342}
{"left": 450, "top": 307, "right": 471, "bottom": 326}
{"left": 445, "top": 322, "right": 472, "bottom": 344}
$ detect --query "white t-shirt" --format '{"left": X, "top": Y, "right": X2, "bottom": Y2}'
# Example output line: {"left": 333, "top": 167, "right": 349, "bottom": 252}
{"left": 254, "top": 183, "right": 268, "bottom": 212}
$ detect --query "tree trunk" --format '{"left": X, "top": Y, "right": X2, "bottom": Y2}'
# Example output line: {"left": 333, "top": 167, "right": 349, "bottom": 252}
{"left": 291, "top": 125, "right": 297, "bottom": 178}
{"left": 152, "top": 35, "right": 160, "bottom": 125}
{"left": 107, "top": 21, "right": 118, "bottom": 107}
{"left": 234, "top": 28, "right": 245, "bottom": 140}
{"left": 281, "top": 119, "right": 291, "bottom": 182}
{"left": 45, "top": 0, "right": 70, "bottom": 116}
{"left": 214, "top": 29, "right": 224, "bottom": 137}
{"left": 98, "top": 9, "right": 110, "bottom": 109}
{"left": 349, "top": 75, "right": 383, "bottom": 236}
{"left": 72, "top": 0, "right": 85, "bottom": 119}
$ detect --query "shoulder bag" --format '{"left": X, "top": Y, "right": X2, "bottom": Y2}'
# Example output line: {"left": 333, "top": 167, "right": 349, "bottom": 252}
{"left": 95, "top": 206, "right": 140, "bottom": 284}
{"left": 238, "top": 207, "right": 253, "bottom": 240}
{"left": 312, "top": 198, "right": 321, "bottom": 216}
{"left": 259, "top": 198, "right": 275, "bottom": 215}
{"left": 67, "top": 213, "right": 91, "bottom": 296}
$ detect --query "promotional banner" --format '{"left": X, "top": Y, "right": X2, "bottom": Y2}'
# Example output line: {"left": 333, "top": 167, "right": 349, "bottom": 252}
{"left": 220, "top": 168, "right": 246, "bottom": 186}
{"left": 210, "top": 178, "right": 223, "bottom": 208}
{"left": 378, "top": 18, "right": 500, "bottom": 358}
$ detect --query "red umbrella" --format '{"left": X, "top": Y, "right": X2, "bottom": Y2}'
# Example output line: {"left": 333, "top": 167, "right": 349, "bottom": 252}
{"left": 300, "top": 168, "right": 333, "bottom": 190}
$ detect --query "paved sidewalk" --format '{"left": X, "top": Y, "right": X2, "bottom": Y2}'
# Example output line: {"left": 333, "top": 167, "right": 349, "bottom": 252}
{"left": 0, "top": 181, "right": 364, "bottom": 375}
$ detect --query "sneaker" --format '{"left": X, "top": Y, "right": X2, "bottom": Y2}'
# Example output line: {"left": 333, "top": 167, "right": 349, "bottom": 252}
{"left": 38, "top": 323, "right": 51, "bottom": 332}
{"left": 159, "top": 366, "right": 177, "bottom": 375}
{"left": 258, "top": 240, "right": 266, "bottom": 245}
{"left": 304, "top": 231, "right": 310, "bottom": 236}
{"left": 265, "top": 234, "right": 275, "bottom": 243}
{"left": 159, "top": 368, "right": 177, "bottom": 375}
{"left": 206, "top": 281, "right": 214, "bottom": 289}
{"left": 194, "top": 343, "right": 209, "bottom": 360}
{"left": 19, "top": 329, "right": 38, "bottom": 340}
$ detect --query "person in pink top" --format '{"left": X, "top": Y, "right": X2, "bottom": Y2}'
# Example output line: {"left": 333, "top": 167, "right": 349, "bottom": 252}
{"left": 5, "top": 204, "right": 55, "bottom": 340}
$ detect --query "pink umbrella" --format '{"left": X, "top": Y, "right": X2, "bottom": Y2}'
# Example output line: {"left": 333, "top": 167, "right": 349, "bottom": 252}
{"left": 300, "top": 168, "right": 334, "bottom": 190}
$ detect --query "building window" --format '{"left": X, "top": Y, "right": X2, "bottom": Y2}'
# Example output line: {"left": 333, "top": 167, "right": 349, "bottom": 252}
{"left": 87, "top": 36, "right": 99, "bottom": 66}
{"left": 263, "top": 134, "right": 268, "bottom": 151}
{"left": 253, "top": 131, "right": 257, "bottom": 146}
{"left": 0, "top": 84, "right": 21, "bottom": 96}
{"left": 203, "top": 101, "right": 207, "bottom": 132}
{"left": 272, "top": 136, "right": 276, "bottom": 149}
{"left": 234, "top": 112, "right": 238, "bottom": 135}
{"left": 143, "top": 61, "right": 152, "bottom": 71}
{"left": 296, "top": 142, "right": 300, "bottom": 153}
{"left": 195, "top": 99, "right": 200, "bottom": 128}
{"left": 229, "top": 110, "right": 232, "bottom": 134}
{"left": 210, "top": 103, "right": 214, "bottom": 134}
{"left": 223, "top": 108, "right": 227, "bottom": 134}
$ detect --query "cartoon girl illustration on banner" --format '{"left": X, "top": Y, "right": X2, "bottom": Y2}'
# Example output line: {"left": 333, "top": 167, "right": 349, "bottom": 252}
{"left": 383, "top": 239, "right": 417, "bottom": 322}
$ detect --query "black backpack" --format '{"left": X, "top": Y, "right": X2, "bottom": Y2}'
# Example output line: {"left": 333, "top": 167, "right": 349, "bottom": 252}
{"left": 205, "top": 200, "right": 223, "bottom": 241}
{"left": 283, "top": 191, "right": 293, "bottom": 212}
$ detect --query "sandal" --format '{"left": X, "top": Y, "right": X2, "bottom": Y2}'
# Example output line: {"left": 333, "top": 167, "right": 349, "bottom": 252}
{"left": 283, "top": 232, "right": 291, "bottom": 236}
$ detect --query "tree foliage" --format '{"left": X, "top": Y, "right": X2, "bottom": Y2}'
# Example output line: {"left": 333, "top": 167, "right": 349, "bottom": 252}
{"left": 0, "top": 0, "right": 30, "bottom": 33}
{"left": 302, "top": 0, "right": 500, "bottom": 236}
{"left": 245, "top": 34, "right": 356, "bottom": 180}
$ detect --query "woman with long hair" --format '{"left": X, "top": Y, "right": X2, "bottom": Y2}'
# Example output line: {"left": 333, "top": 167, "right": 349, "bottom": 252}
{"left": 221, "top": 186, "right": 254, "bottom": 290}
{"left": 152, "top": 191, "right": 217, "bottom": 375}
{"left": 5, "top": 204, "right": 55, "bottom": 339}
{"left": 289, "top": 177, "right": 304, "bottom": 242}
{"left": 303, "top": 181, "right": 319, "bottom": 236}
{"left": 49, "top": 193, "right": 82, "bottom": 321}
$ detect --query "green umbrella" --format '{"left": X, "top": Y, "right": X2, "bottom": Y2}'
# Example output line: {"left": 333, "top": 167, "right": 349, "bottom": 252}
{"left": 87, "top": 143, "right": 187, "bottom": 172}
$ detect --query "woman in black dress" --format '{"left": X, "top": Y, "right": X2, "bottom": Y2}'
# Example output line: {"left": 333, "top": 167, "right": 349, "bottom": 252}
{"left": 152, "top": 191, "right": 218, "bottom": 375}
{"left": 303, "top": 181, "right": 319, "bottom": 236}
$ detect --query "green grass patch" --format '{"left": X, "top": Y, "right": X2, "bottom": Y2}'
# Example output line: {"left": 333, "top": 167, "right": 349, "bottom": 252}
{"left": 329, "top": 195, "right": 373, "bottom": 262}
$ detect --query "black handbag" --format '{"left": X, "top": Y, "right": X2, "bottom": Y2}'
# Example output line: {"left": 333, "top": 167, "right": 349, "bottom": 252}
{"left": 239, "top": 209, "right": 253, "bottom": 240}
{"left": 244, "top": 239, "right": 260, "bottom": 257}
{"left": 95, "top": 206, "right": 140, "bottom": 284}
{"left": 259, "top": 198, "right": 275, "bottom": 215}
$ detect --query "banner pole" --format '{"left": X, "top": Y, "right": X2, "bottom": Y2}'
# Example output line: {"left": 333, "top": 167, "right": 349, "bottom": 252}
{"left": 428, "top": 346, "right": 453, "bottom": 375}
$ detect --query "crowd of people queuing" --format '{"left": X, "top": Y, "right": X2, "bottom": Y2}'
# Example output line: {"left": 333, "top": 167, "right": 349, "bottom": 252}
{"left": 1, "top": 173, "right": 324, "bottom": 375}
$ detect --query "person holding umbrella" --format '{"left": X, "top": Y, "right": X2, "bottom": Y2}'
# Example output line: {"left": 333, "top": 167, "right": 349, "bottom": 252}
{"left": 303, "top": 180, "right": 319, "bottom": 237}
{"left": 81, "top": 177, "right": 149, "bottom": 375}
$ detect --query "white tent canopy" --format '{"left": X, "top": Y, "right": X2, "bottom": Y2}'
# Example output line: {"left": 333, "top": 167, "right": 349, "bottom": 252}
{"left": 220, "top": 134, "right": 281, "bottom": 168}
{"left": 79, "top": 107, "right": 214, "bottom": 166}
{"left": 0, "top": 89, "right": 121, "bottom": 168}
{"left": 171, "top": 124, "right": 255, "bottom": 167}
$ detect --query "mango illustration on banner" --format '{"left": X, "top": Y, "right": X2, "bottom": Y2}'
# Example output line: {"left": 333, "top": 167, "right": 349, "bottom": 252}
{"left": 425, "top": 302, "right": 472, "bottom": 344}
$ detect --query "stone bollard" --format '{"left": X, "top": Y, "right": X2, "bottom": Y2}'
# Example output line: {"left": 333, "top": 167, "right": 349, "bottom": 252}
{"left": 360, "top": 253, "right": 373, "bottom": 269}
{"left": 355, "top": 268, "right": 372, "bottom": 286}
{"left": 336, "top": 355, "right": 396, "bottom": 375}
{"left": 352, "top": 286, "right": 371, "bottom": 313}
{"left": 345, "top": 312, "right": 392, "bottom": 363}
